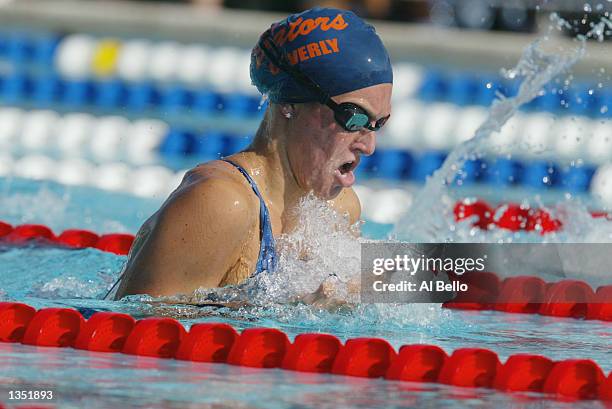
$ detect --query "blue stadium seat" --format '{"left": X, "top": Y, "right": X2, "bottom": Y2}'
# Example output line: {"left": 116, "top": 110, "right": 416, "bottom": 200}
{"left": 559, "top": 164, "right": 595, "bottom": 193}
{"left": 483, "top": 158, "right": 522, "bottom": 186}
{"left": 193, "top": 130, "right": 225, "bottom": 159}
{"left": 374, "top": 149, "right": 413, "bottom": 180}
{"left": 94, "top": 78, "right": 127, "bottom": 109}
{"left": 126, "top": 82, "right": 160, "bottom": 111}
{"left": 523, "top": 160, "right": 558, "bottom": 189}
{"left": 159, "top": 129, "right": 195, "bottom": 156}
{"left": 62, "top": 79, "right": 93, "bottom": 107}
{"left": 0, "top": 72, "right": 30, "bottom": 103}
{"left": 413, "top": 151, "right": 447, "bottom": 183}
{"left": 31, "top": 73, "right": 63, "bottom": 106}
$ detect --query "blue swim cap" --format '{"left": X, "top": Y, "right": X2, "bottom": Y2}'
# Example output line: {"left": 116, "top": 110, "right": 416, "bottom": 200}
{"left": 251, "top": 7, "right": 393, "bottom": 104}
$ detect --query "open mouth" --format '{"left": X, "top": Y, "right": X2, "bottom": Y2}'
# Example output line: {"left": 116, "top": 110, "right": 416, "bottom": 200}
{"left": 333, "top": 158, "right": 359, "bottom": 188}
{"left": 338, "top": 161, "right": 356, "bottom": 175}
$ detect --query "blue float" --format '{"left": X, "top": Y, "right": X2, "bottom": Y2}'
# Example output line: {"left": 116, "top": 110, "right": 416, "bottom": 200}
{"left": 126, "top": 82, "right": 159, "bottom": 111}
{"left": 159, "top": 129, "right": 195, "bottom": 156}
{"left": 373, "top": 149, "right": 413, "bottom": 180}
{"left": 193, "top": 131, "right": 225, "bottom": 159}
{"left": 160, "top": 85, "right": 193, "bottom": 114}
{"left": 413, "top": 151, "right": 447, "bottom": 183}
{"left": 31, "top": 73, "right": 63, "bottom": 106}
{"left": 62, "top": 79, "right": 93, "bottom": 107}
{"left": 523, "top": 160, "right": 558, "bottom": 189}
{"left": 193, "top": 90, "right": 219, "bottom": 114}
{"left": 559, "top": 164, "right": 595, "bottom": 193}
{"left": 483, "top": 158, "right": 522, "bottom": 186}
{"left": 222, "top": 134, "right": 252, "bottom": 156}
{"left": 94, "top": 79, "right": 127, "bottom": 109}
{"left": 0, "top": 72, "right": 29, "bottom": 103}
{"left": 32, "top": 34, "right": 61, "bottom": 66}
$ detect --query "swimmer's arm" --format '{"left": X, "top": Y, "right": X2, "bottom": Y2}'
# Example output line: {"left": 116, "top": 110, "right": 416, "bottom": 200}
{"left": 116, "top": 179, "right": 255, "bottom": 298}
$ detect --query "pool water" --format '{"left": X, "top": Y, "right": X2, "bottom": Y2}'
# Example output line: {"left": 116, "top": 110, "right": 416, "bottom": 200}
{"left": 0, "top": 176, "right": 610, "bottom": 409}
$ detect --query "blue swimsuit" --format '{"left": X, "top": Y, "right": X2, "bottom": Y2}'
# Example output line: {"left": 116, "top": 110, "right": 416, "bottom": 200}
{"left": 222, "top": 159, "right": 277, "bottom": 276}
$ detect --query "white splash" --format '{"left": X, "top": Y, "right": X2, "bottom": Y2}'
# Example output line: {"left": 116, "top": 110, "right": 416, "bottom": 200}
{"left": 392, "top": 15, "right": 609, "bottom": 243}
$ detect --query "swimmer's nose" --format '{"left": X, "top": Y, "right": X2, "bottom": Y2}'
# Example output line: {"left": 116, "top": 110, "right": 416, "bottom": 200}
{"left": 353, "top": 131, "right": 376, "bottom": 156}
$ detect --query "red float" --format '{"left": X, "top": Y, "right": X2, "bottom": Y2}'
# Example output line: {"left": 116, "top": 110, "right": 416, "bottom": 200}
{"left": 494, "top": 354, "right": 555, "bottom": 392}
{"left": 526, "top": 209, "right": 562, "bottom": 234}
{"left": 438, "top": 348, "right": 501, "bottom": 388}
{"left": 0, "top": 221, "right": 13, "bottom": 237}
{"left": 122, "top": 318, "right": 186, "bottom": 358}
{"left": 21, "top": 308, "right": 84, "bottom": 347}
{"left": 453, "top": 199, "right": 493, "bottom": 229}
{"left": 494, "top": 204, "right": 530, "bottom": 231}
{"left": 56, "top": 229, "right": 100, "bottom": 249}
{"left": 331, "top": 338, "right": 397, "bottom": 378}
{"left": 5, "top": 224, "right": 55, "bottom": 243}
{"left": 0, "top": 302, "right": 36, "bottom": 342}
{"left": 494, "top": 276, "right": 547, "bottom": 313}
{"left": 175, "top": 323, "right": 239, "bottom": 363}
{"left": 600, "top": 372, "right": 612, "bottom": 401}
{"left": 281, "top": 333, "right": 342, "bottom": 373}
{"left": 543, "top": 359, "right": 606, "bottom": 400}
{"left": 443, "top": 271, "right": 501, "bottom": 310}
{"left": 587, "top": 285, "right": 612, "bottom": 321}
{"left": 385, "top": 344, "right": 448, "bottom": 382}
{"left": 94, "top": 234, "right": 135, "bottom": 255}
{"left": 227, "top": 328, "right": 290, "bottom": 368}
{"left": 540, "top": 280, "right": 595, "bottom": 318}
{"left": 74, "top": 312, "right": 136, "bottom": 352}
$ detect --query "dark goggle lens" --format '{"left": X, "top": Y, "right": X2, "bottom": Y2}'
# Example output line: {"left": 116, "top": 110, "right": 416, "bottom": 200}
{"left": 335, "top": 103, "right": 389, "bottom": 132}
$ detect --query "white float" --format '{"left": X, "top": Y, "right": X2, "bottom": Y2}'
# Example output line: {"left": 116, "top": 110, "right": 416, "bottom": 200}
{"left": 55, "top": 34, "right": 97, "bottom": 79}
{"left": 116, "top": 39, "right": 152, "bottom": 82}
{"left": 176, "top": 44, "right": 211, "bottom": 86}
{"left": 90, "top": 116, "right": 130, "bottom": 159}
{"left": 21, "top": 110, "right": 60, "bottom": 150}
{"left": 148, "top": 41, "right": 182, "bottom": 83}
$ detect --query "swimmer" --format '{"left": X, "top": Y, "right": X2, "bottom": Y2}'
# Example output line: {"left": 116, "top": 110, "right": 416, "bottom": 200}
{"left": 112, "top": 7, "right": 393, "bottom": 300}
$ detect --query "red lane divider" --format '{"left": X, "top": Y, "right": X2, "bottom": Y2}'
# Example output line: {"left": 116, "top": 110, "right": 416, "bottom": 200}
{"left": 0, "top": 302, "right": 609, "bottom": 402}
{"left": 227, "top": 328, "right": 290, "bottom": 368}
{"left": 0, "top": 220, "right": 134, "bottom": 255}
{"left": 0, "top": 219, "right": 609, "bottom": 324}
{"left": 443, "top": 271, "right": 612, "bottom": 323}
{"left": 454, "top": 199, "right": 611, "bottom": 235}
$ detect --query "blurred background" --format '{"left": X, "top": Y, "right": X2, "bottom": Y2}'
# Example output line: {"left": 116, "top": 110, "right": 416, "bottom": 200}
{"left": 0, "top": 0, "right": 610, "bottom": 228}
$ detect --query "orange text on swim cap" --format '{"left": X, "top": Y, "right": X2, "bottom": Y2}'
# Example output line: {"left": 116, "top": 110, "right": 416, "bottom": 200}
{"left": 273, "top": 14, "right": 348, "bottom": 46}
{"left": 286, "top": 38, "right": 339, "bottom": 65}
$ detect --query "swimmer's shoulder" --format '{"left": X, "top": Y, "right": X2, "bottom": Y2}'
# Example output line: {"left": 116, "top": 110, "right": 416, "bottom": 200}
{"left": 328, "top": 187, "right": 361, "bottom": 225}
{"left": 161, "top": 160, "right": 259, "bottom": 227}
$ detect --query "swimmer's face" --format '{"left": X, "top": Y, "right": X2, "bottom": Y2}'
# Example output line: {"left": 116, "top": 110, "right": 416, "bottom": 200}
{"left": 284, "top": 83, "right": 392, "bottom": 199}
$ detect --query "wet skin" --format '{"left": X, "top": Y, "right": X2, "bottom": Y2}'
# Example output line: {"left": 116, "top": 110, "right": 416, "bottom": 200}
{"left": 114, "top": 83, "right": 392, "bottom": 299}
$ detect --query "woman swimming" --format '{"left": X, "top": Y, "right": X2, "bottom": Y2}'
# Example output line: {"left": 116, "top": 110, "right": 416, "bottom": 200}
{"left": 113, "top": 7, "right": 393, "bottom": 299}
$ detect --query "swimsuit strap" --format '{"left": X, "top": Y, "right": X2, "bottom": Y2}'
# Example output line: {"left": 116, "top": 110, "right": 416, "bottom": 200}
{"left": 222, "top": 159, "right": 277, "bottom": 275}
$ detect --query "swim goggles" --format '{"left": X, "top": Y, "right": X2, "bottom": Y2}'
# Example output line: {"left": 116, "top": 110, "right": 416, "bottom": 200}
{"left": 258, "top": 32, "right": 390, "bottom": 133}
